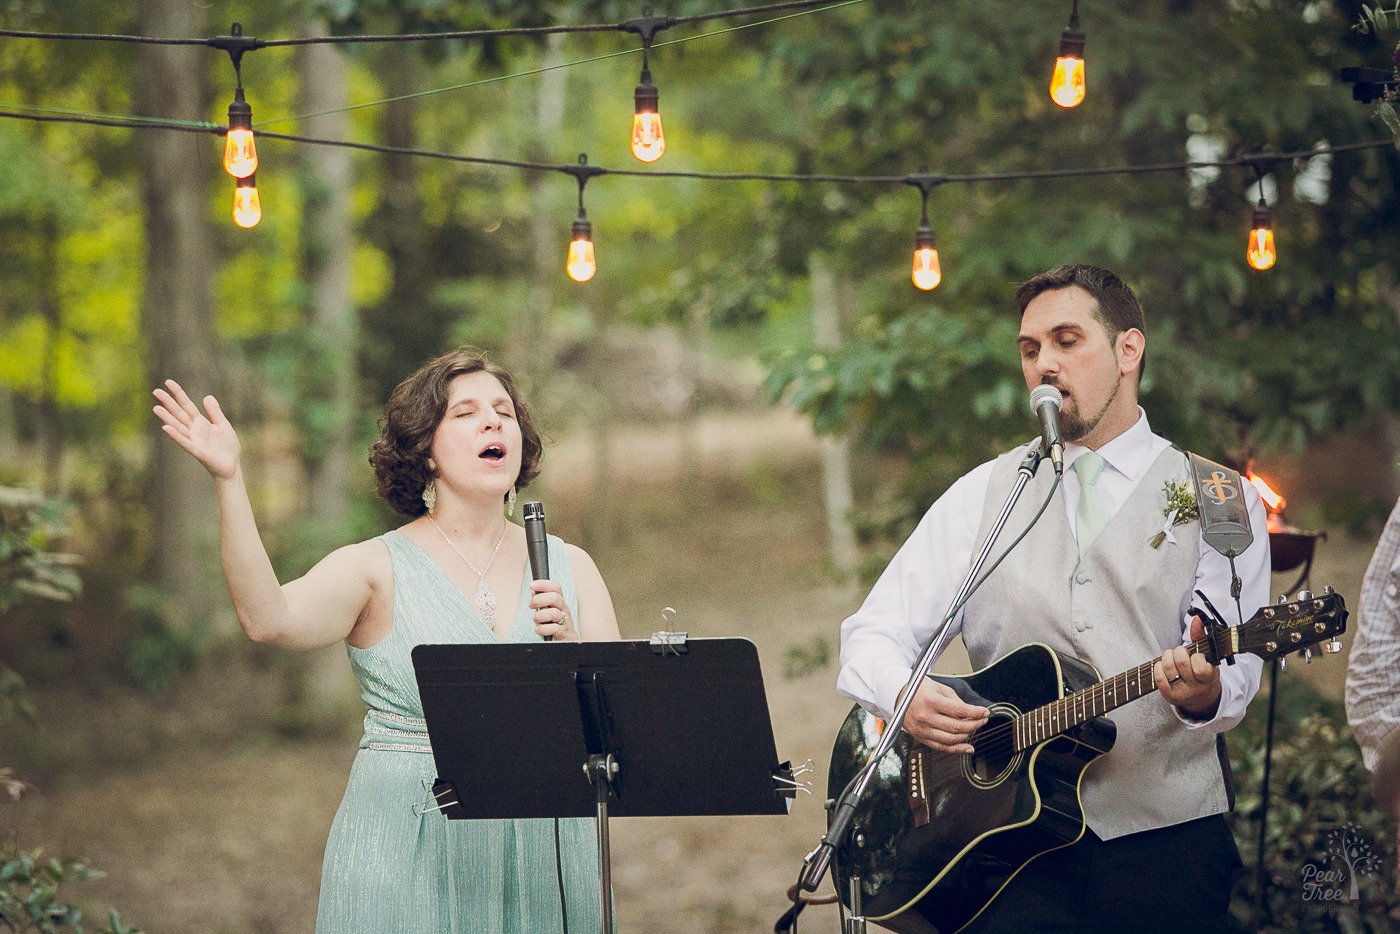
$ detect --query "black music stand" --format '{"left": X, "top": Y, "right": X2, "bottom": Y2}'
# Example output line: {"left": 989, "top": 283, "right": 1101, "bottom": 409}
{"left": 412, "top": 636, "right": 795, "bottom": 934}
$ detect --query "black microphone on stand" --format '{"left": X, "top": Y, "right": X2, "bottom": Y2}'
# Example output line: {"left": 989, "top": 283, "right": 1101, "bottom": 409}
{"left": 522, "top": 501, "right": 552, "bottom": 640}
{"left": 1029, "top": 384, "right": 1065, "bottom": 476}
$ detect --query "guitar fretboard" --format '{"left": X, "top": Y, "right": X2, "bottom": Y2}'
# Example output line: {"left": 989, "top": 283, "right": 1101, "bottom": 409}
{"left": 1012, "top": 637, "right": 1213, "bottom": 752}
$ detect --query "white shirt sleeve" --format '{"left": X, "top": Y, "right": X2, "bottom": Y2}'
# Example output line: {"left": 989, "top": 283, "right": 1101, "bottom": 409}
{"left": 1171, "top": 479, "right": 1270, "bottom": 733}
{"left": 836, "top": 461, "right": 993, "bottom": 719}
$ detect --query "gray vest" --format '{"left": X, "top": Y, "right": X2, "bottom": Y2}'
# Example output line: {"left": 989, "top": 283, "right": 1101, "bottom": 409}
{"left": 960, "top": 441, "right": 1229, "bottom": 840}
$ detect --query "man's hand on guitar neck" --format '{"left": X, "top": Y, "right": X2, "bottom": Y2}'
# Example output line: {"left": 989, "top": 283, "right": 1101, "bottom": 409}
{"left": 1153, "top": 615, "right": 1223, "bottom": 722}
{"left": 900, "top": 680, "right": 990, "bottom": 754}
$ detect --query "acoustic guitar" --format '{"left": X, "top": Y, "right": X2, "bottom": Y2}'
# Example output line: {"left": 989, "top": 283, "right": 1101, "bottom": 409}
{"left": 825, "top": 590, "right": 1348, "bottom": 934}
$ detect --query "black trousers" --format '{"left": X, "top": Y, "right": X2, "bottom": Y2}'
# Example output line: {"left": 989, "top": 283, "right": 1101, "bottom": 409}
{"left": 960, "top": 814, "right": 1242, "bottom": 934}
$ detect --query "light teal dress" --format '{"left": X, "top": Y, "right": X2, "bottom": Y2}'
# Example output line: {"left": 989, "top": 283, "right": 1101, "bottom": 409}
{"left": 316, "top": 530, "right": 602, "bottom": 934}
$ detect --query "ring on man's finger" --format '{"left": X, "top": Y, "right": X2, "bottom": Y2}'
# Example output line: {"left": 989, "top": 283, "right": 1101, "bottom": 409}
{"left": 1167, "top": 675, "right": 1183, "bottom": 685}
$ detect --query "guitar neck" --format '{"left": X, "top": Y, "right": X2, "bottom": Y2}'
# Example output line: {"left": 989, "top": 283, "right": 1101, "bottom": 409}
{"left": 1013, "top": 637, "right": 1212, "bottom": 751}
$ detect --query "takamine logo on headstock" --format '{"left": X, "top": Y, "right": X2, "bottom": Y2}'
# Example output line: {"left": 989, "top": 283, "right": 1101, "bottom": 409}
{"left": 1238, "top": 588, "right": 1347, "bottom": 665}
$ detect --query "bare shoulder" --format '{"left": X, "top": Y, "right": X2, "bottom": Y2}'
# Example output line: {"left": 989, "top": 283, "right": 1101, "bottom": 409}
{"left": 564, "top": 542, "right": 603, "bottom": 577}
{"left": 307, "top": 536, "right": 393, "bottom": 593}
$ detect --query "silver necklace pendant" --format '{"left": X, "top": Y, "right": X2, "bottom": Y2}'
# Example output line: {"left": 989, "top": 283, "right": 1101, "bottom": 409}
{"left": 474, "top": 577, "right": 497, "bottom": 625}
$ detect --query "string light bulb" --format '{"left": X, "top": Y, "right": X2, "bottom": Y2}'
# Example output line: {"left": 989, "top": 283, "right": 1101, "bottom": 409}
{"left": 631, "top": 64, "right": 665, "bottom": 163}
{"left": 567, "top": 213, "right": 596, "bottom": 282}
{"left": 1246, "top": 163, "right": 1276, "bottom": 271}
{"left": 912, "top": 224, "right": 941, "bottom": 291}
{"left": 224, "top": 87, "right": 257, "bottom": 178}
{"left": 233, "top": 173, "right": 262, "bottom": 228}
{"left": 906, "top": 170, "right": 945, "bottom": 291}
{"left": 212, "top": 23, "right": 264, "bottom": 179}
{"left": 623, "top": 6, "right": 672, "bottom": 163}
{"left": 563, "top": 153, "right": 604, "bottom": 282}
{"left": 1247, "top": 199, "right": 1275, "bottom": 271}
{"left": 1050, "top": 0, "right": 1086, "bottom": 109}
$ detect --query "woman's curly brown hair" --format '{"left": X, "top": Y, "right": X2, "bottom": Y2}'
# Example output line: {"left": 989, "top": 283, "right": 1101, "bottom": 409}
{"left": 369, "top": 347, "right": 543, "bottom": 517}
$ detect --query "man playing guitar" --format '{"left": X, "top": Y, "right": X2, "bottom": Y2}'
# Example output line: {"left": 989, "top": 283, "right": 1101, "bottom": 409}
{"left": 838, "top": 264, "right": 1270, "bottom": 933}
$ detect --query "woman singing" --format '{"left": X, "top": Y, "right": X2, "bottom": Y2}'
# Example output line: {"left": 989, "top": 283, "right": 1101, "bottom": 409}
{"left": 153, "top": 346, "right": 619, "bottom": 933}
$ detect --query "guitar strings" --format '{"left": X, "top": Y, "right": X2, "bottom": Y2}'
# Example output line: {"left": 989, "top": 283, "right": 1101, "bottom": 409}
{"left": 927, "top": 641, "right": 1213, "bottom": 763}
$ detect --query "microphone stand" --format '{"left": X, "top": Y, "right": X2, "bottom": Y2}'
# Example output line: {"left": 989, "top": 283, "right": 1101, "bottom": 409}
{"left": 797, "top": 445, "right": 1049, "bottom": 928}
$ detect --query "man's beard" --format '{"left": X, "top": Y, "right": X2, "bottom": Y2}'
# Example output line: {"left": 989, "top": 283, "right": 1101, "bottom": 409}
{"left": 1059, "top": 377, "right": 1120, "bottom": 443}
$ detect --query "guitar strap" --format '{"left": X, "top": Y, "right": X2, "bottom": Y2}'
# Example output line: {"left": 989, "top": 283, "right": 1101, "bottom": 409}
{"left": 1186, "top": 451, "right": 1254, "bottom": 562}
{"left": 1185, "top": 450, "right": 1255, "bottom": 812}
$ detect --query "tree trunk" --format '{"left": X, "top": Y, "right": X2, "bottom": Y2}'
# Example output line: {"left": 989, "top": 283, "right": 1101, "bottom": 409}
{"left": 292, "top": 20, "right": 358, "bottom": 721}
{"left": 296, "top": 27, "right": 355, "bottom": 532}
{"left": 37, "top": 213, "right": 62, "bottom": 496}
{"left": 361, "top": 48, "right": 438, "bottom": 403}
{"left": 136, "top": 0, "right": 221, "bottom": 631}
{"left": 513, "top": 33, "right": 569, "bottom": 391}
{"left": 810, "top": 253, "right": 859, "bottom": 584}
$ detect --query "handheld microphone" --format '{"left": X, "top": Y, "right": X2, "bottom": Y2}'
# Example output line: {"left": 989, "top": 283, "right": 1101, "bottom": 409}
{"left": 522, "top": 500, "right": 552, "bottom": 641}
{"left": 1029, "top": 385, "right": 1065, "bottom": 476}
{"left": 523, "top": 500, "right": 549, "bottom": 581}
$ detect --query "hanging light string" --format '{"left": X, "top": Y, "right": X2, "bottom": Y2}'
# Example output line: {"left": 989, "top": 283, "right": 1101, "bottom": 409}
{"left": 0, "top": 0, "right": 855, "bottom": 47}
{"left": 0, "top": 0, "right": 864, "bottom": 132}
{"left": 0, "top": 105, "right": 1387, "bottom": 187}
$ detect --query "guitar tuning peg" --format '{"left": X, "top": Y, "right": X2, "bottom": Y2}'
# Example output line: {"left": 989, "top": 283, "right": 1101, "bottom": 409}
{"left": 1304, "top": 647, "right": 1313, "bottom": 664}
{"left": 1276, "top": 594, "right": 1289, "bottom": 605}
{"left": 1323, "top": 585, "right": 1336, "bottom": 595}
{"left": 1279, "top": 657, "right": 1288, "bottom": 671}
{"left": 1324, "top": 639, "right": 1343, "bottom": 655}
{"left": 1297, "top": 590, "right": 1314, "bottom": 602}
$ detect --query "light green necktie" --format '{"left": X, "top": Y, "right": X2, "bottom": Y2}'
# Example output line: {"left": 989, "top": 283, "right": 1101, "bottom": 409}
{"left": 1073, "top": 451, "right": 1110, "bottom": 557}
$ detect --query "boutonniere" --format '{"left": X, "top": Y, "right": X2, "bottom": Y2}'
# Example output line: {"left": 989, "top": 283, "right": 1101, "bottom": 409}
{"left": 1150, "top": 480, "right": 1199, "bottom": 548}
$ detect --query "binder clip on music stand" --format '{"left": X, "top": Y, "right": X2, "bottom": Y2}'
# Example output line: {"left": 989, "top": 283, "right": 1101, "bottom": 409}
{"left": 413, "top": 635, "right": 797, "bottom": 934}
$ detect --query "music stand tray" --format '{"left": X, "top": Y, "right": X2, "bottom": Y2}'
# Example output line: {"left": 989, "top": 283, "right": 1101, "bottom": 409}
{"left": 412, "top": 637, "right": 794, "bottom": 932}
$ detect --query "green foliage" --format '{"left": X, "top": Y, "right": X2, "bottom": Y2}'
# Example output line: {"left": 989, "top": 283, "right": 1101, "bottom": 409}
{"left": 1227, "top": 680, "right": 1400, "bottom": 932}
{"left": 759, "top": 0, "right": 1400, "bottom": 517}
{"left": 0, "top": 488, "right": 80, "bottom": 617}
{"left": 119, "top": 583, "right": 205, "bottom": 695}
{"left": 0, "top": 849, "right": 142, "bottom": 934}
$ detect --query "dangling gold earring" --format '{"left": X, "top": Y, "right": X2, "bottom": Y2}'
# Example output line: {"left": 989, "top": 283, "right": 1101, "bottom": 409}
{"left": 422, "top": 479, "right": 437, "bottom": 514}
{"left": 506, "top": 487, "right": 517, "bottom": 518}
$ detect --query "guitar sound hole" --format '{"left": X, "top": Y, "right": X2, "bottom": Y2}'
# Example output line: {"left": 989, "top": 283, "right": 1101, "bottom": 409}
{"left": 963, "top": 709, "right": 1022, "bottom": 789}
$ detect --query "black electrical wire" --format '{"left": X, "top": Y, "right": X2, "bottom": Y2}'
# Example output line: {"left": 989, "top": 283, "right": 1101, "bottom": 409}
{"left": 0, "top": 0, "right": 856, "bottom": 48}
{"left": 0, "top": 106, "right": 1387, "bottom": 192}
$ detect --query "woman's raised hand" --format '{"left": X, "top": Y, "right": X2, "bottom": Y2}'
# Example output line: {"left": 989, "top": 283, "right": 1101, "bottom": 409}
{"left": 152, "top": 379, "right": 241, "bottom": 481}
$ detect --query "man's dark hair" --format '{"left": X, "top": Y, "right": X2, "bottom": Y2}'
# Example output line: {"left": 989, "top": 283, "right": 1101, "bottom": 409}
{"left": 1015, "top": 264, "right": 1147, "bottom": 380}
{"left": 369, "top": 346, "right": 543, "bottom": 517}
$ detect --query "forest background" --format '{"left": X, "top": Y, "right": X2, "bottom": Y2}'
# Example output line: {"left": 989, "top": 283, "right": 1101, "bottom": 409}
{"left": 2, "top": 0, "right": 1400, "bottom": 931}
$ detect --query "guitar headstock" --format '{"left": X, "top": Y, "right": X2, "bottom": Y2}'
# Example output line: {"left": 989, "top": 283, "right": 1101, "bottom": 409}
{"left": 1231, "top": 589, "right": 1349, "bottom": 663}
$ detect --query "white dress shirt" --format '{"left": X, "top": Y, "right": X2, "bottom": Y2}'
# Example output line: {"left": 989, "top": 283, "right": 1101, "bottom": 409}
{"left": 838, "top": 408, "right": 1269, "bottom": 730}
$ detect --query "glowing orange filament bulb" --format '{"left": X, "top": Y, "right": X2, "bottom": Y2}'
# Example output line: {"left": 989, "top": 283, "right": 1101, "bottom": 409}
{"left": 911, "top": 225, "right": 941, "bottom": 291}
{"left": 1247, "top": 203, "right": 1276, "bottom": 271}
{"left": 1050, "top": 4, "right": 1086, "bottom": 109}
{"left": 233, "top": 175, "right": 262, "bottom": 228}
{"left": 632, "top": 111, "right": 665, "bottom": 163}
{"left": 224, "top": 89, "right": 257, "bottom": 179}
{"left": 631, "top": 65, "right": 665, "bottom": 163}
{"left": 1050, "top": 56, "right": 1086, "bottom": 109}
{"left": 567, "top": 215, "right": 596, "bottom": 282}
